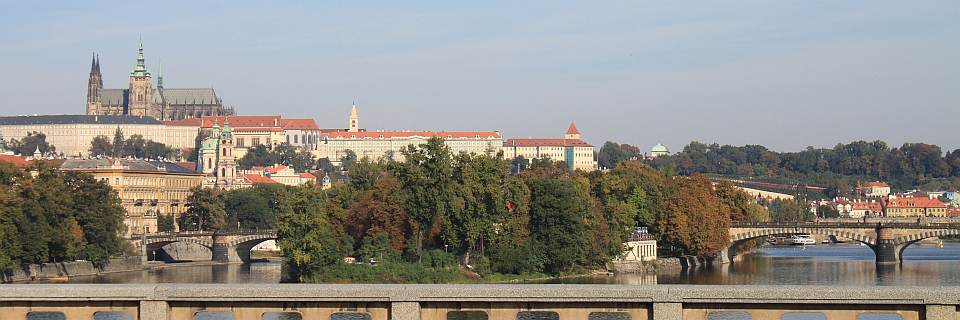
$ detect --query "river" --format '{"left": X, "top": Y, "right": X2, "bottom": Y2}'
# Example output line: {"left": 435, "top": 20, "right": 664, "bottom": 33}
{"left": 59, "top": 243, "right": 960, "bottom": 285}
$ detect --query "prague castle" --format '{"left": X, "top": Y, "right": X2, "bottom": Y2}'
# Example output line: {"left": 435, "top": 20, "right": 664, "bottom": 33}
{"left": 85, "top": 43, "right": 234, "bottom": 121}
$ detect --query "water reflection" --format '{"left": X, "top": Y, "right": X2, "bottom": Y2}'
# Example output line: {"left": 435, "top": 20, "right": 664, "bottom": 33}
{"left": 66, "top": 261, "right": 282, "bottom": 284}
{"left": 58, "top": 243, "right": 960, "bottom": 285}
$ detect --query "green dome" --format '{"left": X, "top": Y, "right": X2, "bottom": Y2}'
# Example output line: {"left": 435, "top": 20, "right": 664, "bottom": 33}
{"left": 651, "top": 143, "right": 669, "bottom": 153}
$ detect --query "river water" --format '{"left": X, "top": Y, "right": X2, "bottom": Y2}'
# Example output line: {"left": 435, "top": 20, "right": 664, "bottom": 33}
{"left": 60, "top": 243, "right": 960, "bottom": 285}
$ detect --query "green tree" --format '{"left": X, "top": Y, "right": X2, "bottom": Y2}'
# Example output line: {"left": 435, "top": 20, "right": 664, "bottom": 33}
{"left": 145, "top": 140, "right": 174, "bottom": 160}
{"left": 597, "top": 141, "right": 642, "bottom": 169}
{"left": 89, "top": 135, "right": 113, "bottom": 157}
{"left": 0, "top": 186, "right": 25, "bottom": 270}
{"left": 181, "top": 187, "right": 226, "bottom": 231}
{"left": 122, "top": 134, "right": 148, "bottom": 158}
{"left": 238, "top": 145, "right": 275, "bottom": 169}
{"left": 391, "top": 137, "right": 455, "bottom": 257}
{"left": 277, "top": 184, "right": 341, "bottom": 281}
{"left": 223, "top": 184, "right": 279, "bottom": 230}
{"left": 526, "top": 174, "right": 590, "bottom": 274}
{"left": 111, "top": 128, "right": 125, "bottom": 158}
{"left": 157, "top": 213, "right": 176, "bottom": 232}
{"left": 659, "top": 174, "right": 731, "bottom": 257}
{"left": 13, "top": 131, "right": 56, "bottom": 157}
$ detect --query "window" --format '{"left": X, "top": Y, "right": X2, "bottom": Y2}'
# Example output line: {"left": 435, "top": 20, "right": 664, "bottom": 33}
{"left": 516, "top": 311, "right": 559, "bottom": 320}
{"left": 27, "top": 312, "right": 65, "bottom": 320}
{"left": 707, "top": 311, "right": 751, "bottom": 320}
{"left": 781, "top": 313, "right": 826, "bottom": 320}
{"left": 447, "top": 311, "right": 487, "bottom": 320}
{"left": 856, "top": 314, "right": 902, "bottom": 320}
{"left": 588, "top": 312, "right": 630, "bottom": 320}
{"left": 330, "top": 313, "right": 372, "bottom": 320}
{"left": 194, "top": 312, "right": 234, "bottom": 320}
{"left": 262, "top": 312, "right": 303, "bottom": 320}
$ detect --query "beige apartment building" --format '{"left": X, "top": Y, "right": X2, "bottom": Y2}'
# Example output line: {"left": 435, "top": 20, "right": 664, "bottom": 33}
{"left": 165, "top": 115, "right": 320, "bottom": 159}
{"left": 60, "top": 158, "right": 203, "bottom": 236}
{"left": 0, "top": 115, "right": 198, "bottom": 158}
{"left": 316, "top": 105, "right": 502, "bottom": 163}
{"left": 503, "top": 122, "right": 597, "bottom": 171}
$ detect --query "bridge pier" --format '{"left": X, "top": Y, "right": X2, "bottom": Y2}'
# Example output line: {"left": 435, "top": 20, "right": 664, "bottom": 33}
{"left": 873, "top": 227, "right": 901, "bottom": 265}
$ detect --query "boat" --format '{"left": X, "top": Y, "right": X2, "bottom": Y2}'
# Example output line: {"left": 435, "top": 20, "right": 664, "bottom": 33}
{"left": 821, "top": 239, "right": 831, "bottom": 244}
{"left": 767, "top": 235, "right": 791, "bottom": 245}
{"left": 790, "top": 234, "right": 817, "bottom": 246}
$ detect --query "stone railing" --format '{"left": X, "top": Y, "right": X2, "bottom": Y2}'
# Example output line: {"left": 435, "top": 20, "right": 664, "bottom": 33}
{"left": 0, "top": 284, "right": 956, "bottom": 320}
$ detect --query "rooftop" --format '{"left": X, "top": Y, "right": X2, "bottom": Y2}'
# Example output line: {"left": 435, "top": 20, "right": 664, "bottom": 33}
{"left": 503, "top": 138, "right": 593, "bottom": 148}
{"left": 0, "top": 115, "right": 162, "bottom": 126}
{"left": 324, "top": 131, "right": 502, "bottom": 139}
{"left": 60, "top": 158, "right": 200, "bottom": 175}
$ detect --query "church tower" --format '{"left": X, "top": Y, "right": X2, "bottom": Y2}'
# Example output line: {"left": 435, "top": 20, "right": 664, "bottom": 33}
{"left": 348, "top": 103, "right": 359, "bottom": 132}
{"left": 128, "top": 42, "right": 155, "bottom": 118}
{"left": 215, "top": 121, "right": 238, "bottom": 186}
{"left": 85, "top": 53, "right": 103, "bottom": 115}
{"left": 564, "top": 122, "right": 581, "bottom": 140}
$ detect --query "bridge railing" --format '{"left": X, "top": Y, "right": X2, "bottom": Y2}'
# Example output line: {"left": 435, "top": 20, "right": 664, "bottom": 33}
{"left": 129, "top": 229, "right": 276, "bottom": 239}
{"left": 0, "top": 284, "right": 956, "bottom": 320}
{"left": 731, "top": 221, "right": 960, "bottom": 229}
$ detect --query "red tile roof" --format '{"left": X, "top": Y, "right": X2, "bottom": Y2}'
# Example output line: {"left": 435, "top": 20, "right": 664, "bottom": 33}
{"left": 165, "top": 116, "right": 283, "bottom": 129}
{"left": 851, "top": 201, "right": 882, "bottom": 211}
{"left": 172, "top": 162, "right": 197, "bottom": 171}
{"left": 887, "top": 197, "right": 946, "bottom": 208}
{"left": 0, "top": 155, "right": 29, "bottom": 168}
{"left": 566, "top": 122, "right": 580, "bottom": 135}
{"left": 252, "top": 165, "right": 288, "bottom": 174}
{"left": 299, "top": 173, "right": 316, "bottom": 179}
{"left": 323, "top": 131, "right": 501, "bottom": 139}
{"left": 861, "top": 181, "right": 890, "bottom": 188}
{"left": 242, "top": 174, "right": 278, "bottom": 184}
{"left": 503, "top": 138, "right": 593, "bottom": 148}
{"left": 280, "top": 119, "right": 320, "bottom": 131}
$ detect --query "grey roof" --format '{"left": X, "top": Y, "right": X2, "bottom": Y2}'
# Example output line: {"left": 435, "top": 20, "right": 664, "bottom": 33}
{"left": 61, "top": 158, "right": 199, "bottom": 174}
{"left": 0, "top": 115, "right": 161, "bottom": 125}
{"left": 102, "top": 89, "right": 127, "bottom": 106}
{"left": 161, "top": 88, "right": 220, "bottom": 105}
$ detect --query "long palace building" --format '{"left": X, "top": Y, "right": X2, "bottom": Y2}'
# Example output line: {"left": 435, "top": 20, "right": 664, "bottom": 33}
{"left": 85, "top": 43, "right": 234, "bottom": 121}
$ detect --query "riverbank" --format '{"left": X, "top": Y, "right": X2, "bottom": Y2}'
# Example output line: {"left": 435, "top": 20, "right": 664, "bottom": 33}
{"left": 2, "top": 256, "right": 143, "bottom": 283}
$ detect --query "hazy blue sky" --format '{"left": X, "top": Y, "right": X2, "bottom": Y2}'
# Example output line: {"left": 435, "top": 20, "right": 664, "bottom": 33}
{"left": 1, "top": 1, "right": 958, "bottom": 152}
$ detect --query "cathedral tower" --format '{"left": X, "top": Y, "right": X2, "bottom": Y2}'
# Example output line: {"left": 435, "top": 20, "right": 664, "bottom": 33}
{"left": 128, "top": 42, "right": 155, "bottom": 118}
{"left": 85, "top": 53, "right": 103, "bottom": 115}
{"left": 348, "top": 103, "right": 359, "bottom": 132}
{"left": 565, "top": 122, "right": 581, "bottom": 140}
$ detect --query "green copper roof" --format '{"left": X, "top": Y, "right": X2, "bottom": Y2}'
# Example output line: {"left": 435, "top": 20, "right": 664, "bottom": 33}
{"left": 130, "top": 42, "right": 151, "bottom": 77}
{"left": 651, "top": 143, "right": 669, "bottom": 153}
{"left": 201, "top": 137, "right": 218, "bottom": 150}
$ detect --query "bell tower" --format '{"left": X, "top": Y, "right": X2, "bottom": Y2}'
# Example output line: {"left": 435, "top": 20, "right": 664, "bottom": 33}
{"left": 348, "top": 103, "right": 359, "bottom": 132}
{"left": 128, "top": 42, "right": 154, "bottom": 117}
{"left": 85, "top": 53, "right": 103, "bottom": 115}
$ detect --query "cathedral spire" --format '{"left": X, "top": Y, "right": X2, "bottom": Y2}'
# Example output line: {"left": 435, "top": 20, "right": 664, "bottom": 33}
{"left": 130, "top": 41, "right": 150, "bottom": 77}
{"left": 157, "top": 60, "right": 163, "bottom": 88}
{"left": 90, "top": 52, "right": 97, "bottom": 74}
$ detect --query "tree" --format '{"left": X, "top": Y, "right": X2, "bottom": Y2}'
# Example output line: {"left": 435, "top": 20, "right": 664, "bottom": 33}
{"left": 275, "top": 143, "right": 315, "bottom": 172}
{"left": 145, "top": 140, "right": 174, "bottom": 160}
{"left": 122, "top": 134, "right": 148, "bottom": 158}
{"left": 276, "top": 184, "right": 341, "bottom": 282}
{"left": 223, "top": 184, "right": 279, "bottom": 230}
{"left": 89, "top": 135, "right": 112, "bottom": 157}
{"left": 347, "top": 175, "right": 409, "bottom": 252}
{"left": 12, "top": 132, "right": 55, "bottom": 157}
{"left": 597, "top": 141, "right": 642, "bottom": 169}
{"left": 157, "top": 213, "right": 176, "bottom": 232}
{"left": 111, "top": 128, "right": 125, "bottom": 158}
{"left": 659, "top": 174, "right": 731, "bottom": 257}
{"left": 340, "top": 150, "right": 358, "bottom": 168}
{"left": 391, "top": 137, "right": 455, "bottom": 257}
{"left": 238, "top": 145, "right": 275, "bottom": 169}
{"left": 181, "top": 187, "right": 226, "bottom": 231}
{"left": 0, "top": 186, "right": 25, "bottom": 270}
{"left": 526, "top": 174, "right": 590, "bottom": 274}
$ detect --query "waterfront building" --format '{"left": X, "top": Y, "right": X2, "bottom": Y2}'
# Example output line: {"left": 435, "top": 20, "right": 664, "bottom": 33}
{"left": 59, "top": 158, "right": 203, "bottom": 236}
{"left": 85, "top": 44, "right": 233, "bottom": 121}
{"left": 243, "top": 164, "right": 316, "bottom": 186}
{"left": 649, "top": 143, "right": 670, "bottom": 158}
{"left": 849, "top": 199, "right": 883, "bottom": 218}
{"left": 857, "top": 181, "right": 891, "bottom": 198}
{"left": 502, "top": 122, "right": 597, "bottom": 171}
{"left": 885, "top": 196, "right": 948, "bottom": 217}
{"left": 0, "top": 115, "right": 198, "bottom": 158}
{"left": 165, "top": 116, "right": 321, "bottom": 159}
{"left": 316, "top": 106, "right": 502, "bottom": 164}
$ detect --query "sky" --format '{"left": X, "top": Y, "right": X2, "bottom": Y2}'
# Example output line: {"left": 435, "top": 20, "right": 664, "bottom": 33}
{"left": 1, "top": 1, "right": 958, "bottom": 152}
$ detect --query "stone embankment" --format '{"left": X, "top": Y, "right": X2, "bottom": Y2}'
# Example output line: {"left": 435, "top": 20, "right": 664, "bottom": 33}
{"left": 1, "top": 256, "right": 142, "bottom": 283}
{"left": 609, "top": 255, "right": 712, "bottom": 273}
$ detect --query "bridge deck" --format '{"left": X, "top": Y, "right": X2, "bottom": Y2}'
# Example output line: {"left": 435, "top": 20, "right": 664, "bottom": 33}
{"left": 0, "top": 285, "right": 957, "bottom": 320}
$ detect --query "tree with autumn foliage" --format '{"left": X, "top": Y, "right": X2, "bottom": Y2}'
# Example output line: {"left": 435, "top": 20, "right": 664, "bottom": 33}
{"left": 659, "top": 174, "right": 731, "bottom": 257}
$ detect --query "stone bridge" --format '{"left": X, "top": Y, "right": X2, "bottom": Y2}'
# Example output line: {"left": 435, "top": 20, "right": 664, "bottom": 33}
{"left": 726, "top": 222, "right": 960, "bottom": 264}
{"left": 128, "top": 230, "right": 277, "bottom": 263}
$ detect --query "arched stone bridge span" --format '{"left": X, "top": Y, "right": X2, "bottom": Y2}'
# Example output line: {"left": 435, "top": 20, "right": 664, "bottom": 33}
{"left": 727, "top": 223, "right": 960, "bottom": 264}
{"left": 128, "top": 230, "right": 277, "bottom": 263}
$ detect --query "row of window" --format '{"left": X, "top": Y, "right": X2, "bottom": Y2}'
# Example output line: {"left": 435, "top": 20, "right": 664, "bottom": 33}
{"left": 21, "top": 311, "right": 371, "bottom": 320}
{"left": 705, "top": 311, "right": 902, "bottom": 320}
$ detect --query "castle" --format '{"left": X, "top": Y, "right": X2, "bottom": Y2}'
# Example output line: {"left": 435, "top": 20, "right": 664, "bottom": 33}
{"left": 85, "top": 43, "right": 234, "bottom": 121}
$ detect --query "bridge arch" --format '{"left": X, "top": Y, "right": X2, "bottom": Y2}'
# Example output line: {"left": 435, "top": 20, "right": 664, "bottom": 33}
{"left": 730, "top": 227, "right": 876, "bottom": 246}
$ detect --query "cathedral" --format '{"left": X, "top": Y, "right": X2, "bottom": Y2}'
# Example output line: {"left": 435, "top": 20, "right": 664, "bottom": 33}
{"left": 85, "top": 43, "right": 234, "bottom": 121}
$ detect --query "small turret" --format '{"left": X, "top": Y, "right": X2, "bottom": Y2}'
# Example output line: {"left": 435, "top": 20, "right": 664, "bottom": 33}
{"left": 348, "top": 102, "right": 360, "bottom": 132}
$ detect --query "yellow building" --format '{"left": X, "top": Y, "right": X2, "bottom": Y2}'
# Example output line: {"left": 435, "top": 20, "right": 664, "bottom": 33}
{"left": 503, "top": 122, "right": 597, "bottom": 171}
{"left": 0, "top": 115, "right": 198, "bottom": 158}
{"left": 316, "top": 105, "right": 502, "bottom": 163}
{"left": 885, "top": 196, "right": 948, "bottom": 217}
{"left": 165, "top": 115, "right": 320, "bottom": 159}
{"left": 60, "top": 158, "right": 203, "bottom": 236}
